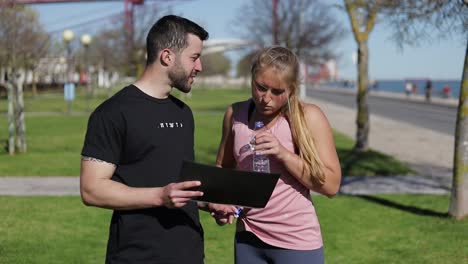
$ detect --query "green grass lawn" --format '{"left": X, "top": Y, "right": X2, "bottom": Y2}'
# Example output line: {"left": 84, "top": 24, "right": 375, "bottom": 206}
{"left": 1, "top": 195, "right": 466, "bottom": 263}
{"left": 0, "top": 86, "right": 464, "bottom": 263}
{"left": 0, "top": 85, "right": 118, "bottom": 114}
{"left": 0, "top": 86, "right": 412, "bottom": 176}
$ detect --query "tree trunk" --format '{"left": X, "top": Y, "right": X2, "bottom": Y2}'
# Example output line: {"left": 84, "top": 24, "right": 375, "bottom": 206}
{"left": 354, "top": 40, "right": 370, "bottom": 152}
{"left": 6, "top": 80, "right": 15, "bottom": 155}
{"left": 450, "top": 42, "right": 468, "bottom": 220}
{"left": 32, "top": 69, "right": 38, "bottom": 98}
{"left": 14, "top": 71, "right": 27, "bottom": 153}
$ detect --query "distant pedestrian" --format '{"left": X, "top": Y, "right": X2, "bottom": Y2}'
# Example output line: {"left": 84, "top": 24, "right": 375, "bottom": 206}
{"left": 343, "top": 80, "right": 349, "bottom": 88}
{"left": 405, "top": 82, "right": 412, "bottom": 97}
{"left": 425, "top": 79, "right": 432, "bottom": 102}
{"left": 412, "top": 82, "right": 418, "bottom": 95}
{"left": 369, "top": 80, "right": 378, "bottom": 91}
{"left": 443, "top": 84, "right": 451, "bottom": 98}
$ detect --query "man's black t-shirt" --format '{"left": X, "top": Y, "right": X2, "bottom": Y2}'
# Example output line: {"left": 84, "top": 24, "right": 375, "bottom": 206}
{"left": 82, "top": 85, "right": 203, "bottom": 264}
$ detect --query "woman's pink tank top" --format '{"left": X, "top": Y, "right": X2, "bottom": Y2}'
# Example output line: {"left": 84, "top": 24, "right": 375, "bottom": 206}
{"left": 232, "top": 100, "right": 323, "bottom": 250}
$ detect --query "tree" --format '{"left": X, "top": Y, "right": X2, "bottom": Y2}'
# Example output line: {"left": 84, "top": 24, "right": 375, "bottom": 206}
{"left": 87, "top": 29, "right": 126, "bottom": 74}
{"left": 0, "top": 4, "right": 49, "bottom": 154}
{"left": 342, "top": 0, "right": 467, "bottom": 218}
{"left": 233, "top": 0, "right": 344, "bottom": 65}
{"left": 343, "top": 1, "right": 378, "bottom": 152}
{"left": 236, "top": 51, "right": 257, "bottom": 79}
{"left": 199, "top": 52, "right": 231, "bottom": 77}
{"left": 124, "top": 4, "right": 160, "bottom": 77}
{"left": 72, "top": 4, "right": 161, "bottom": 80}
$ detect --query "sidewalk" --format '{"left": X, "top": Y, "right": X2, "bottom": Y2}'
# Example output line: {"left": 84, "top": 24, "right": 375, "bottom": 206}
{"left": 0, "top": 177, "right": 79, "bottom": 196}
{"left": 0, "top": 175, "right": 449, "bottom": 196}
{"left": 0, "top": 88, "right": 453, "bottom": 196}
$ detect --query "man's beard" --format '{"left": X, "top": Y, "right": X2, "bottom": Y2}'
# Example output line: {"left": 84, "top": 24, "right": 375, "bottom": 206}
{"left": 168, "top": 62, "right": 192, "bottom": 93}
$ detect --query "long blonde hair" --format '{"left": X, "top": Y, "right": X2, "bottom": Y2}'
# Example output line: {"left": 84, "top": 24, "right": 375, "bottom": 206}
{"left": 251, "top": 46, "right": 325, "bottom": 186}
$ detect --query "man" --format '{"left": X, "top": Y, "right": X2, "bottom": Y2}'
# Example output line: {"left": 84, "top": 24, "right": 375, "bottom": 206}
{"left": 80, "top": 15, "right": 234, "bottom": 263}
{"left": 425, "top": 79, "right": 432, "bottom": 102}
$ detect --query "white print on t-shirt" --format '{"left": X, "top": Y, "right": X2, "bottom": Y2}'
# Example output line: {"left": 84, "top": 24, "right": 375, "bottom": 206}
{"left": 158, "top": 122, "right": 183, "bottom": 128}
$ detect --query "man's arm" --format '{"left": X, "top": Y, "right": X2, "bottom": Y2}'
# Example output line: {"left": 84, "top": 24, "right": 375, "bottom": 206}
{"left": 80, "top": 158, "right": 203, "bottom": 210}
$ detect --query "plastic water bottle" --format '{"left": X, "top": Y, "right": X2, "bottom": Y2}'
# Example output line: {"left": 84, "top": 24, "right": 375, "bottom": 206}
{"left": 252, "top": 121, "right": 270, "bottom": 173}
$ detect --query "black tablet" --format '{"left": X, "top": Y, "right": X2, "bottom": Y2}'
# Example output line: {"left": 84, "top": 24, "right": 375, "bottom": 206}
{"left": 178, "top": 160, "right": 280, "bottom": 208}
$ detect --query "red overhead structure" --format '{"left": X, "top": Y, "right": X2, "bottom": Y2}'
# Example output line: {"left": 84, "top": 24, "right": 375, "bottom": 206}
{"left": 4, "top": 0, "right": 144, "bottom": 44}
{"left": 272, "top": 0, "right": 279, "bottom": 45}
{"left": 124, "top": 0, "right": 144, "bottom": 49}
{"left": 5, "top": 0, "right": 101, "bottom": 3}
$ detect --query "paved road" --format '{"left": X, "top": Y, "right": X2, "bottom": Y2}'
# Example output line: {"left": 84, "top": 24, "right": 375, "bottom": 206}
{"left": 307, "top": 88, "right": 457, "bottom": 135}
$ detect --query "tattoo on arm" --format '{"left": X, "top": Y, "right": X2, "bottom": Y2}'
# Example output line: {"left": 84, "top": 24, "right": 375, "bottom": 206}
{"left": 81, "top": 156, "right": 117, "bottom": 167}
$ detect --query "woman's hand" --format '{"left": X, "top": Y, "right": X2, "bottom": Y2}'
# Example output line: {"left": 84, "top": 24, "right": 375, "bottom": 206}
{"left": 208, "top": 203, "right": 237, "bottom": 226}
{"left": 253, "top": 131, "right": 291, "bottom": 162}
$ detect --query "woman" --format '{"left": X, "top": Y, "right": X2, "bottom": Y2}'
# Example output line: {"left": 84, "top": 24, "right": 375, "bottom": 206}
{"left": 215, "top": 46, "right": 341, "bottom": 263}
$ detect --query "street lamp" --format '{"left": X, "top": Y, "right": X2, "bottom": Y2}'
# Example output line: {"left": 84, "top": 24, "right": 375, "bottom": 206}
{"left": 63, "top": 29, "right": 75, "bottom": 114}
{"left": 80, "top": 34, "right": 92, "bottom": 112}
{"left": 80, "top": 34, "right": 91, "bottom": 47}
{"left": 63, "top": 29, "right": 75, "bottom": 56}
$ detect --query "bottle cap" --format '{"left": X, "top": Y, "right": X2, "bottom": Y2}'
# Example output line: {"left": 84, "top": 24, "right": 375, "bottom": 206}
{"left": 254, "top": 121, "right": 264, "bottom": 129}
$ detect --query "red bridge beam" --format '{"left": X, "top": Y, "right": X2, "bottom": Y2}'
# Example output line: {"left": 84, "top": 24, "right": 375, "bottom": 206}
{"left": 7, "top": 0, "right": 135, "bottom": 4}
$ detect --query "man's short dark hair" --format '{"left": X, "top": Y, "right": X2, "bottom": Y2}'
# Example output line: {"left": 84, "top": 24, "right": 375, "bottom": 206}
{"left": 146, "top": 15, "right": 209, "bottom": 65}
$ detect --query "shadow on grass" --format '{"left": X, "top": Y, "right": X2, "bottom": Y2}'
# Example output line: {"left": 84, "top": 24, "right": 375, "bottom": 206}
{"left": 351, "top": 194, "right": 448, "bottom": 218}
{"left": 337, "top": 148, "right": 414, "bottom": 176}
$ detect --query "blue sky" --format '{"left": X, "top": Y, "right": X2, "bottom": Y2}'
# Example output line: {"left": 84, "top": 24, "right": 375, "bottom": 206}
{"left": 31, "top": 0, "right": 465, "bottom": 80}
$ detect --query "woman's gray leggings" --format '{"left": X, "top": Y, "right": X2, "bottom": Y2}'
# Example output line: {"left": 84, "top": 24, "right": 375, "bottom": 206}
{"left": 235, "top": 232, "right": 324, "bottom": 264}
